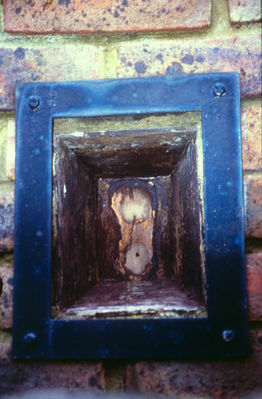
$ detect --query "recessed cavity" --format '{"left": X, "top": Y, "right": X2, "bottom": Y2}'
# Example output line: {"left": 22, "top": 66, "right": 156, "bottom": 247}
{"left": 52, "top": 112, "right": 206, "bottom": 319}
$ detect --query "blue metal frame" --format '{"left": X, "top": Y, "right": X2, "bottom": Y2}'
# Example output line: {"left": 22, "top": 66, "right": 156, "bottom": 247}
{"left": 13, "top": 73, "right": 248, "bottom": 359}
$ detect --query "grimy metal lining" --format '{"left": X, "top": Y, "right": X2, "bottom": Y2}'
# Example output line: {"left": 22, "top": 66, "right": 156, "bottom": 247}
{"left": 13, "top": 74, "right": 248, "bottom": 359}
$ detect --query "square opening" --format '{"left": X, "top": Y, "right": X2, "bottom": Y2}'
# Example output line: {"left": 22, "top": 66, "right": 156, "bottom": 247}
{"left": 52, "top": 112, "right": 206, "bottom": 319}
{"left": 14, "top": 75, "right": 248, "bottom": 360}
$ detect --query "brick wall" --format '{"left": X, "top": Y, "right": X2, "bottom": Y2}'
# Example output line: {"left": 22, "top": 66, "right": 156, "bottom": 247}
{"left": 0, "top": 0, "right": 261, "bottom": 397}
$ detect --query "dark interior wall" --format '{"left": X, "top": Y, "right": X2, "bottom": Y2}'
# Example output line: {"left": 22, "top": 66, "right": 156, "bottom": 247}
{"left": 172, "top": 139, "right": 205, "bottom": 302}
{"left": 52, "top": 136, "right": 97, "bottom": 308}
{"left": 153, "top": 176, "right": 175, "bottom": 280}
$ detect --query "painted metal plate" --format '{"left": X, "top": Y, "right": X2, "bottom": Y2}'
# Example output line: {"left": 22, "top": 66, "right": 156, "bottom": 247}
{"left": 13, "top": 73, "right": 248, "bottom": 359}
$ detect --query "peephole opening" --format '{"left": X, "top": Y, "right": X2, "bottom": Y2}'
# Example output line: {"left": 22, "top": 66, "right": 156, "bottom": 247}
{"left": 52, "top": 112, "right": 206, "bottom": 320}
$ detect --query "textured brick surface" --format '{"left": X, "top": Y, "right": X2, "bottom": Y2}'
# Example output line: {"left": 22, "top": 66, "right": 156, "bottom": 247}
{"left": 5, "top": 120, "right": 15, "bottom": 181}
{"left": 242, "top": 107, "right": 262, "bottom": 171}
{"left": 247, "top": 253, "right": 262, "bottom": 320}
{"left": 0, "top": 266, "right": 13, "bottom": 330}
{"left": 0, "top": 0, "right": 261, "bottom": 395}
{"left": 0, "top": 340, "right": 11, "bottom": 362}
{"left": 245, "top": 175, "right": 262, "bottom": 238}
{"left": 0, "top": 331, "right": 262, "bottom": 397}
{"left": 0, "top": 362, "right": 105, "bottom": 396}
{"left": 0, "top": 119, "right": 8, "bottom": 182}
{"left": 0, "top": 331, "right": 11, "bottom": 362}
{"left": 0, "top": 187, "right": 14, "bottom": 252}
{"left": 0, "top": 119, "right": 15, "bottom": 181}
{"left": 4, "top": 0, "right": 211, "bottom": 34}
{"left": 228, "top": 0, "right": 262, "bottom": 24}
{"left": 125, "top": 330, "right": 262, "bottom": 398}
{"left": 0, "top": 46, "right": 99, "bottom": 111}
{"left": 117, "top": 34, "right": 262, "bottom": 98}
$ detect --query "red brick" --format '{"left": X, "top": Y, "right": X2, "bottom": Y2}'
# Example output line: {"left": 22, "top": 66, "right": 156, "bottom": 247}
{"left": 0, "top": 119, "right": 8, "bottom": 181}
{"left": 4, "top": 0, "right": 211, "bottom": 34}
{"left": 0, "top": 187, "right": 14, "bottom": 252}
{"left": 5, "top": 120, "right": 15, "bottom": 181}
{"left": 228, "top": 0, "right": 262, "bottom": 24}
{"left": 0, "top": 362, "right": 105, "bottom": 394}
{"left": 0, "top": 118, "right": 15, "bottom": 181}
{"left": 0, "top": 46, "right": 99, "bottom": 111}
{"left": 242, "top": 107, "right": 262, "bottom": 171}
{"left": 0, "top": 266, "right": 13, "bottom": 330}
{"left": 247, "top": 253, "right": 262, "bottom": 320}
{"left": 245, "top": 175, "right": 262, "bottom": 238}
{"left": 117, "top": 34, "right": 262, "bottom": 98}
{"left": 125, "top": 331, "right": 262, "bottom": 398}
{"left": 0, "top": 339, "right": 11, "bottom": 362}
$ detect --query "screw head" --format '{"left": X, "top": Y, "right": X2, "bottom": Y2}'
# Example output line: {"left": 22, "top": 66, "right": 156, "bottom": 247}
{"left": 213, "top": 83, "right": 226, "bottom": 97}
{"left": 23, "top": 332, "right": 37, "bottom": 345}
{"left": 28, "top": 96, "right": 40, "bottom": 110}
{"left": 222, "top": 329, "right": 235, "bottom": 343}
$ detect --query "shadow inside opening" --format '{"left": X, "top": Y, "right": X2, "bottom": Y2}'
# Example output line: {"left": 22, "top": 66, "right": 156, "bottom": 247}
{"left": 52, "top": 113, "right": 206, "bottom": 319}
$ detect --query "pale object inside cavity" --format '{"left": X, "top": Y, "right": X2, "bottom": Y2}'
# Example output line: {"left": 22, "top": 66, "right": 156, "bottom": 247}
{"left": 111, "top": 186, "right": 154, "bottom": 275}
{"left": 121, "top": 190, "right": 150, "bottom": 223}
{"left": 125, "top": 242, "right": 152, "bottom": 275}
